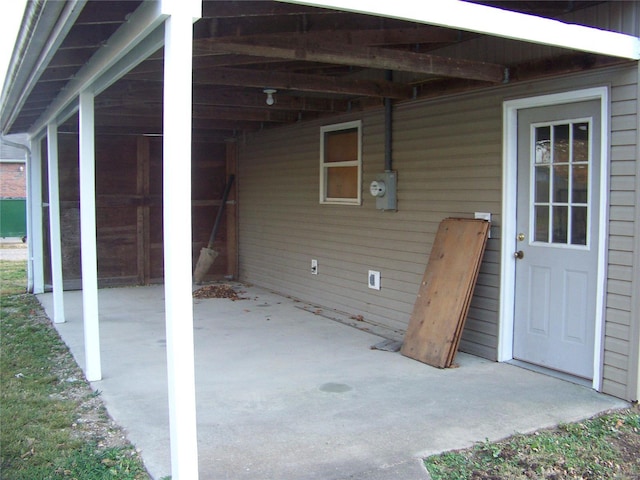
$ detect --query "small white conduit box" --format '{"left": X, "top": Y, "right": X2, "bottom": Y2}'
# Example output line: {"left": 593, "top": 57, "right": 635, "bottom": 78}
{"left": 368, "top": 270, "right": 381, "bottom": 290}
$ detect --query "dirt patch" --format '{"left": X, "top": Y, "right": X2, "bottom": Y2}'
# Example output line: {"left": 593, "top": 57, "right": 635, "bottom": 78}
{"left": 193, "top": 284, "right": 248, "bottom": 301}
{"left": 31, "top": 304, "right": 137, "bottom": 452}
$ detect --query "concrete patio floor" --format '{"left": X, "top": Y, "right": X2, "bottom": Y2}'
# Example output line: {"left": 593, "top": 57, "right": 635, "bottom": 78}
{"left": 39, "top": 284, "right": 628, "bottom": 480}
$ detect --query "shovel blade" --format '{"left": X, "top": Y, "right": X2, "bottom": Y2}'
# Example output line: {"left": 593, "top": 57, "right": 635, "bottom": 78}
{"left": 194, "top": 247, "right": 219, "bottom": 283}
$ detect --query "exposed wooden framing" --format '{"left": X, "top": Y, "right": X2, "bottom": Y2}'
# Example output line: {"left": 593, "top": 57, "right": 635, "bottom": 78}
{"left": 194, "top": 67, "right": 413, "bottom": 98}
{"left": 196, "top": 26, "right": 461, "bottom": 48}
{"left": 74, "top": 1, "right": 141, "bottom": 25}
{"left": 136, "top": 136, "right": 151, "bottom": 284}
{"left": 192, "top": 105, "right": 305, "bottom": 122}
{"left": 201, "top": 1, "right": 336, "bottom": 18}
{"left": 202, "top": 37, "right": 505, "bottom": 83}
{"left": 57, "top": 24, "right": 121, "bottom": 49}
{"left": 282, "top": 0, "right": 640, "bottom": 60}
{"left": 94, "top": 114, "right": 261, "bottom": 131}
{"left": 27, "top": 1, "right": 168, "bottom": 137}
{"left": 225, "top": 140, "right": 238, "bottom": 279}
{"left": 98, "top": 83, "right": 352, "bottom": 112}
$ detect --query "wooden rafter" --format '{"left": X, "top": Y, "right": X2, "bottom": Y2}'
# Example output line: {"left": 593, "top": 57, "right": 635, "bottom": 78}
{"left": 200, "top": 36, "right": 506, "bottom": 82}
{"left": 193, "top": 67, "right": 413, "bottom": 98}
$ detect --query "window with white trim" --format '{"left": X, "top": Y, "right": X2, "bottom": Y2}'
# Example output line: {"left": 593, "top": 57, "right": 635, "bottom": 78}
{"left": 320, "top": 120, "right": 362, "bottom": 205}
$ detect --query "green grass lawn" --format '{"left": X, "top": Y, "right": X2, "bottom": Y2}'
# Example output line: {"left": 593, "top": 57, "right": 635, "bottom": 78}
{"left": 0, "top": 260, "right": 150, "bottom": 479}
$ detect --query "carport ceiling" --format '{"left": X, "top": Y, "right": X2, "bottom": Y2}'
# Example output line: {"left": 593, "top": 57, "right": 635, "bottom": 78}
{"left": 9, "top": 0, "right": 616, "bottom": 141}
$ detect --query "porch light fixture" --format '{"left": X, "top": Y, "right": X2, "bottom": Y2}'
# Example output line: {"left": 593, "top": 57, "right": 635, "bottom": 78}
{"left": 263, "top": 88, "right": 277, "bottom": 106}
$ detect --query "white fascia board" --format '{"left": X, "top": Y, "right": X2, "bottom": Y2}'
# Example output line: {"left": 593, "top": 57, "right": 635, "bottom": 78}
{"left": 28, "top": 1, "right": 169, "bottom": 137}
{"left": 2, "top": 1, "right": 85, "bottom": 135}
{"left": 280, "top": 0, "right": 640, "bottom": 60}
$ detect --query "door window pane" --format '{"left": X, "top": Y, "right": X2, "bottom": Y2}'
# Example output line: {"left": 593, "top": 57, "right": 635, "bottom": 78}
{"left": 571, "top": 206, "right": 588, "bottom": 245}
{"left": 534, "top": 206, "right": 549, "bottom": 242}
{"left": 572, "top": 164, "right": 588, "bottom": 203}
{"left": 573, "top": 123, "right": 589, "bottom": 162}
{"left": 552, "top": 206, "right": 568, "bottom": 243}
{"left": 535, "top": 126, "right": 551, "bottom": 164}
{"left": 553, "top": 165, "right": 569, "bottom": 203}
{"left": 553, "top": 124, "right": 570, "bottom": 162}
{"left": 535, "top": 166, "right": 549, "bottom": 203}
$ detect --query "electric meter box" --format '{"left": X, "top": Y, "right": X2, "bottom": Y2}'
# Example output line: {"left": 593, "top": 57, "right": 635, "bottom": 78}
{"left": 371, "top": 171, "right": 397, "bottom": 211}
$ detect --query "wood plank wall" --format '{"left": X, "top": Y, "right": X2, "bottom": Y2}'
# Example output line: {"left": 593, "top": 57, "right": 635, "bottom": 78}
{"left": 238, "top": 63, "right": 639, "bottom": 400}
{"left": 42, "top": 134, "right": 232, "bottom": 289}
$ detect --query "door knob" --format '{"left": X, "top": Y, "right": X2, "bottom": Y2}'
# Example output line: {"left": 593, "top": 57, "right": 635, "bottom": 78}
{"left": 517, "top": 233, "right": 525, "bottom": 242}
{"left": 514, "top": 250, "right": 524, "bottom": 259}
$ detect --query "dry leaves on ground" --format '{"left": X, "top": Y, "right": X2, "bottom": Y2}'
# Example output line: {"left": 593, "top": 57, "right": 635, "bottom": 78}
{"left": 192, "top": 284, "right": 247, "bottom": 301}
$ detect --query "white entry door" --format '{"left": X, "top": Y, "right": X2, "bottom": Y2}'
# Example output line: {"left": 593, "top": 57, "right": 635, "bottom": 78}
{"left": 513, "top": 100, "right": 601, "bottom": 380}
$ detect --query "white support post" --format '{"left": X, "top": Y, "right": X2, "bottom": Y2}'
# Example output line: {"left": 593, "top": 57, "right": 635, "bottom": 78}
{"left": 29, "top": 137, "right": 45, "bottom": 294}
{"left": 79, "top": 91, "right": 102, "bottom": 382}
{"left": 162, "top": 1, "right": 201, "bottom": 477}
{"left": 46, "top": 123, "right": 65, "bottom": 323}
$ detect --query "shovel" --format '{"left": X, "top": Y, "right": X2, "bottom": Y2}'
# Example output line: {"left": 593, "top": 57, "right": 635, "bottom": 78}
{"left": 193, "top": 175, "right": 235, "bottom": 283}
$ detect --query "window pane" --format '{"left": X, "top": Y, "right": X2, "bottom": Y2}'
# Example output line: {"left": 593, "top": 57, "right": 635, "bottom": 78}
{"left": 326, "top": 166, "right": 358, "bottom": 198}
{"left": 572, "top": 164, "right": 588, "bottom": 203}
{"left": 553, "top": 124, "right": 570, "bottom": 162}
{"left": 552, "top": 206, "right": 568, "bottom": 243}
{"left": 573, "top": 123, "right": 589, "bottom": 162}
{"left": 534, "top": 206, "right": 549, "bottom": 242}
{"left": 534, "top": 166, "right": 550, "bottom": 203}
{"left": 571, "top": 206, "right": 588, "bottom": 245}
{"left": 325, "top": 128, "right": 358, "bottom": 163}
{"left": 535, "top": 126, "right": 550, "bottom": 164}
{"left": 553, "top": 165, "right": 569, "bottom": 203}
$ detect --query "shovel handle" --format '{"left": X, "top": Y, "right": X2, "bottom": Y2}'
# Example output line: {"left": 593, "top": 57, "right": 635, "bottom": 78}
{"left": 207, "top": 175, "right": 235, "bottom": 248}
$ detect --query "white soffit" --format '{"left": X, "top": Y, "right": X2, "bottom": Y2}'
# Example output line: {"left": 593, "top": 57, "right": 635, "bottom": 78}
{"left": 280, "top": 0, "right": 640, "bottom": 60}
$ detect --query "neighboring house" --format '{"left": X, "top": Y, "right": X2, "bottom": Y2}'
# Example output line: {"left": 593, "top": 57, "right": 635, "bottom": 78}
{"left": 0, "top": 133, "right": 27, "bottom": 237}
{"left": 1, "top": 1, "right": 638, "bottom": 475}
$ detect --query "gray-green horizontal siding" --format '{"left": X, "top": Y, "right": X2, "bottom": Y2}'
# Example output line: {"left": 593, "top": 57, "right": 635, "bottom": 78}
{"left": 239, "top": 62, "right": 638, "bottom": 399}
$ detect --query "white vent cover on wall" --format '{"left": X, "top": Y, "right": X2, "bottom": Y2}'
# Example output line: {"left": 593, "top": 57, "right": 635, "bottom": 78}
{"left": 368, "top": 270, "right": 381, "bottom": 290}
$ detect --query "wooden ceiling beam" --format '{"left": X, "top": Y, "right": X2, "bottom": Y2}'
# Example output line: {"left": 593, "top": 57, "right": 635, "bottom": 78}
{"left": 202, "top": 1, "right": 336, "bottom": 18}
{"left": 193, "top": 67, "right": 413, "bottom": 99}
{"left": 99, "top": 103, "right": 304, "bottom": 123}
{"left": 195, "top": 26, "right": 461, "bottom": 52}
{"left": 200, "top": 37, "right": 505, "bottom": 83}
{"left": 193, "top": 88, "right": 352, "bottom": 112}
{"left": 74, "top": 1, "right": 141, "bottom": 25}
{"left": 98, "top": 82, "right": 352, "bottom": 112}
{"left": 95, "top": 114, "right": 262, "bottom": 132}
{"left": 192, "top": 105, "right": 307, "bottom": 122}
{"left": 58, "top": 24, "right": 121, "bottom": 49}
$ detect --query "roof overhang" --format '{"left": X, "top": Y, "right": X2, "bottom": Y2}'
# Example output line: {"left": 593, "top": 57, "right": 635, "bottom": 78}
{"left": 2, "top": 0, "right": 639, "bottom": 138}
{"left": 281, "top": 0, "right": 640, "bottom": 60}
{"left": 0, "top": 0, "right": 87, "bottom": 135}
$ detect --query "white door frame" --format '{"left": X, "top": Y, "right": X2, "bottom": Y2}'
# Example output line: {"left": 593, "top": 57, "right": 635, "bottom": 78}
{"left": 499, "top": 87, "right": 610, "bottom": 391}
